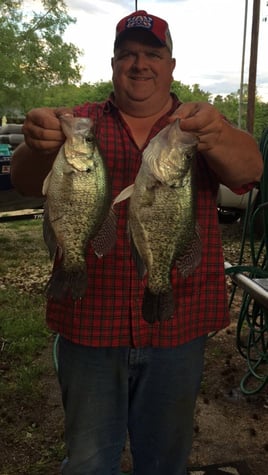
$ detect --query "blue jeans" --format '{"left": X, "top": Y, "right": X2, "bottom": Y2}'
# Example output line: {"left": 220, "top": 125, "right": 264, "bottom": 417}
{"left": 58, "top": 336, "right": 207, "bottom": 475}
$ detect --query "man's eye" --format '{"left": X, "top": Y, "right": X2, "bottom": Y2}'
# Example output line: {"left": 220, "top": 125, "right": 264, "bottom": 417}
{"left": 119, "top": 52, "right": 134, "bottom": 59}
{"left": 147, "top": 52, "right": 161, "bottom": 59}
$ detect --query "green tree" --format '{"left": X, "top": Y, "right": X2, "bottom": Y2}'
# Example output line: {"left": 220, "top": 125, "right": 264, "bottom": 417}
{"left": 254, "top": 101, "right": 268, "bottom": 142}
{"left": 171, "top": 81, "right": 210, "bottom": 102}
{"left": 212, "top": 86, "right": 268, "bottom": 141}
{"left": 41, "top": 81, "right": 114, "bottom": 108}
{"left": 0, "top": 0, "right": 82, "bottom": 117}
{"left": 213, "top": 92, "right": 240, "bottom": 126}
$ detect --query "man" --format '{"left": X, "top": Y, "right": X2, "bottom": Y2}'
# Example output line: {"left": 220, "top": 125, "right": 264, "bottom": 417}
{"left": 11, "top": 10, "right": 263, "bottom": 475}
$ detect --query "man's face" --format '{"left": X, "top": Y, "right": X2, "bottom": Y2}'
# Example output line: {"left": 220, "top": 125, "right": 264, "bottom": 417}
{"left": 111, "top": 31, "right": 175, "bottom": 109}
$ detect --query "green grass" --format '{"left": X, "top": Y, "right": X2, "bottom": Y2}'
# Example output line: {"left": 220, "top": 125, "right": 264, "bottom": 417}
{"left": 0, "top": 219, "right": 65, "bottom": 474}
{"left": 0, "top": 219, "right": 49, "bottom": 266}
{"left": 0, "top": 287, "right": 49, "bottom": 396}
{"left": 0, "top": 220, "right": 49, "bottom": 358}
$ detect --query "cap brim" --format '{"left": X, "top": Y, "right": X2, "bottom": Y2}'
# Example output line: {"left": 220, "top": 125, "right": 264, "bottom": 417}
{"left": 114, "top": 28, "right": 166, "bottom": 51}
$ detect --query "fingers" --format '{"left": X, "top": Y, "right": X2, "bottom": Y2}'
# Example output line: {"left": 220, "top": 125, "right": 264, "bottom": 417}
{"left": 54, "top": 107, "right": 74, "bottom": 119}
{"left": 171, "top": 102, "right": 217, "bottom": 130}
{"left": 172, "top": 102, "right": 201, "bottom": 121}
{"left": 169, "top": 102, "right": 201, "bottom": 128}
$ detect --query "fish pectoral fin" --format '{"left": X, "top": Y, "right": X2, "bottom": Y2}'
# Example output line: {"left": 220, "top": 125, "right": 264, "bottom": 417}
{"left": 175, "top": 224, "right": 202, "bottom": 278}
{"left": 43, "top": 202, "right": 58, "bottom": 260}
{"left": 42, "top": 170, "right": 53, "bottom": 196}
{"left": 91, "top": 207, "right": 117, "bottom": 258}
{"left": 130, "top": 234, "right": 147, "bottom": 280}
{"left": 112, "top": 184, "right": 134, "bottom": 207}
{"left": 142, "top": 288, "right": 174, "bottom": 323}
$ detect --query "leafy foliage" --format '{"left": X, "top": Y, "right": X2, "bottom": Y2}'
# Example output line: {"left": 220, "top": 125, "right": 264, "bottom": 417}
{"left": 0, "top": 0, "right": 82, "bottom": 115}
{"left": 41, "top": 81, "right": 114, "bottom": 107}
{"left": 171, "top": 81, "right": 210, "bottom": 103}
{"left": 212, "top": 88, "right": 268, "bottom": 142}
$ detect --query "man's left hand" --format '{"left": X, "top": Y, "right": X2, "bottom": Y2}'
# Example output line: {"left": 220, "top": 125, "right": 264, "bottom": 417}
{"left": 169, "top": 102, "right": 225, "bottom": 153}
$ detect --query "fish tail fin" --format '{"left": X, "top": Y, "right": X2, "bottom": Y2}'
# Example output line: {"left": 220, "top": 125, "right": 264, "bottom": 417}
{"left": 45, "top": 264, "right": 88, "bottom": 301}
{"left": 142, "top": 287, "right": 174, "bottom": 323}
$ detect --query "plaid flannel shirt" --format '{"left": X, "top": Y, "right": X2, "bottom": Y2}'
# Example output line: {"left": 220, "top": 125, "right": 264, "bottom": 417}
{"left": 46, "top": 93, "right": 231, "bottom": 347}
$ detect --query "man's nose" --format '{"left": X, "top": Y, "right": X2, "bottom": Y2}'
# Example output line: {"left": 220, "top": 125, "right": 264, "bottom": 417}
{"left": 132, "top": 53, "right": 148, "bottom": 69}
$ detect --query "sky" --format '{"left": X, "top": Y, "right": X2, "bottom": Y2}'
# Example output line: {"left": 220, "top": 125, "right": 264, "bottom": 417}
{"left": 26, "top": 0, "right": 268, "bottom": 100}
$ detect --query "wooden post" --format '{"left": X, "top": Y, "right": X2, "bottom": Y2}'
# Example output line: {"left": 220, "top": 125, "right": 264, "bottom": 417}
{"left": 238, "top": 0, "right": 248, "bottom": 129}
{"left": 246, "top": 0, "right": 261, "bottom": 134}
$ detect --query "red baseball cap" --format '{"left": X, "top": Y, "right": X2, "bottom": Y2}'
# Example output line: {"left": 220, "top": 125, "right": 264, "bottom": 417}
{"left": 114, "top": 10, "right": 173, "bottom": 54}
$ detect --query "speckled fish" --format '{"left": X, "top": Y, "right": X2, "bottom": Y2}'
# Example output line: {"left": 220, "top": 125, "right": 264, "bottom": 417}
{"left": 114, "top": 120, "right": 201, "bottom": 323}
{"left": 42, "top": 115, "right": 113, "bottom": 301}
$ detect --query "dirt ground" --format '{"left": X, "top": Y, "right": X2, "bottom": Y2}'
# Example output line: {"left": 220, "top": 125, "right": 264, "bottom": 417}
{"left": 189, "top": 321, "right": 268, "bottom": 474}
{"left": 0, "top": 200, "right": 267, "bottom": 474}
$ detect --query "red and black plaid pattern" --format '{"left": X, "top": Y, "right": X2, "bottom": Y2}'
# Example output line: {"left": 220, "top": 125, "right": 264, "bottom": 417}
{"left": 46, "top": 94, "right": 232, "bottom": 348}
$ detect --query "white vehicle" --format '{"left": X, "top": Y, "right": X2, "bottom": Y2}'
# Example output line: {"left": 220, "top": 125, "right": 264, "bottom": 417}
{"left": 217, "top": 184, "right": 259, "bottom": 223}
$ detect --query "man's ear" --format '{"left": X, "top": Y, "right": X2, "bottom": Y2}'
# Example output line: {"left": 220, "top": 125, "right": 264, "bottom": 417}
{"left": 171, "top": 58, "right": 176, "bottom": 74}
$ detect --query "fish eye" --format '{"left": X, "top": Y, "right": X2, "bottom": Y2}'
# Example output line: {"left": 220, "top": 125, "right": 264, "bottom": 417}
{"left": 85, "top": 134, "right": 94, "bottom": 143}
{"left": 185, "top": 152, "right": 194, "bottom": 160}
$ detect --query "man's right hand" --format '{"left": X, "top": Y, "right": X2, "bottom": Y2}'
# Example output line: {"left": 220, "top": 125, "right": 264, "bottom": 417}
{"left": 22, "top": 107, "right": 73, "bottom": 153}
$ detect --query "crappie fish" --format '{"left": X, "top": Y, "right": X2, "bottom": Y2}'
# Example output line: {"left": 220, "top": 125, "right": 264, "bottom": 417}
{"left": 114, "top": 120, "right": 201, "bottom": 323}
{"left": 42, "top": 115, "right": 112, "bottom": 301}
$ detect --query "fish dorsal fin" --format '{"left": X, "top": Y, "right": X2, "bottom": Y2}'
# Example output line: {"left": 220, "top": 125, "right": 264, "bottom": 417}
{"left": 91, "top": 184, "right": 135, "bottom": 258}
{"left": 113, "top": 184, "right": 134, "bottom": 207}
{"left": 91, "top": 208, "right": 117, "bottom": 258}
{"left": 175, "top": 224, "right": 202, "bottom": 278}
{"left": 42, "top": 170, "right": 53, "bottom": 196}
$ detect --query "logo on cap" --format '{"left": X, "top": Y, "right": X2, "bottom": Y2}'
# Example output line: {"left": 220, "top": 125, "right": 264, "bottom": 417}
{"left": 126, "top": 14, "right": 153, "bottom": 31}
